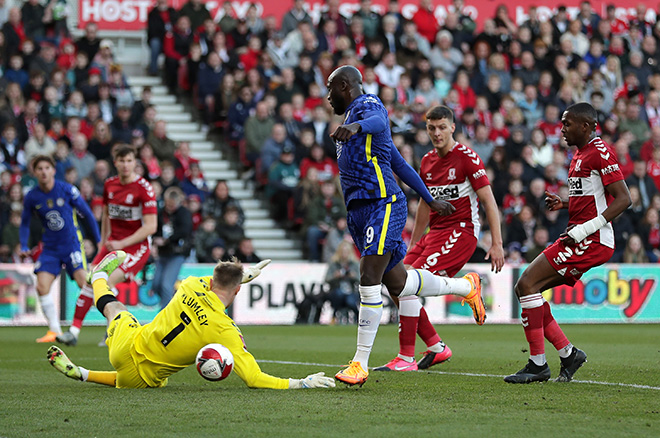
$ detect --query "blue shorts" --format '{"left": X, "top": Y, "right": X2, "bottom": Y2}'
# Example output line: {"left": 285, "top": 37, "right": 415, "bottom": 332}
{"left": 347, "top": 194, "right": 407, "bottom": 274}
{"left": 34, "top": 240, "right": 87, "bottom": 279}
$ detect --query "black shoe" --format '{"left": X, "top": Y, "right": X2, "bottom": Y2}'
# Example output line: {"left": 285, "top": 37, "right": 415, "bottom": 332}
{"left": 556, "top": 347, "right": 587, "bottom": 382}
{"left": 504, "top": 359, "right": 551, "bottom": 384}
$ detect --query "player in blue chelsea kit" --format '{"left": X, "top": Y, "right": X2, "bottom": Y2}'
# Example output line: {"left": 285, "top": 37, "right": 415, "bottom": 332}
{"left": 327, "top": 66, "right": 487, "bottom": 386}
{"left": 20, "top": 155, "right": 101, "bottom": 343}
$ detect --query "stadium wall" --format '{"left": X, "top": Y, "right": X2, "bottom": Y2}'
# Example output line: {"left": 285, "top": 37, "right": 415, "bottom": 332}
{"left": 0, "top": 262, "right": 659, "bottom": 326}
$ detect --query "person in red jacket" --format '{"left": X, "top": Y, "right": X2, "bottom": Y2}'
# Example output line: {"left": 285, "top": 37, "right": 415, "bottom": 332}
{"left": 412, "top": 0, "right": 438, "bottom": 44}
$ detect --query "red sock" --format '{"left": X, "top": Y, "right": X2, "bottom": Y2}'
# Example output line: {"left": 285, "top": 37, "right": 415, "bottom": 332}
{"left": 543, "top": 301, "right": 569, "bottom": 350}
{"left": 417, "top": 307, "right": 441, "bottom": 347}
{"left": 72, "top": 293, "right": 94, "bottom": 330}
{"left": 521, "top": 306, "right": 545, "bottom": 355}
{"left": 398, "top": 315, "right": 418, "bottom": 357}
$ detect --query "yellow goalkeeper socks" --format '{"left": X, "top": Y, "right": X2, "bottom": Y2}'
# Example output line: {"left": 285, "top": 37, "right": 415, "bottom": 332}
{"left": 92, "top": 274, "right": 112, "bottom": 306}
{"left": 80, "top": 367, "right": 117, "bottom": 387}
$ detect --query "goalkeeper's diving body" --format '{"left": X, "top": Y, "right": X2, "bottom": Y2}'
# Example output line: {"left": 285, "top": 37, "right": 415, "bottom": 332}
{"left": 47, "top": 252, "right": 335, "bottom": 390}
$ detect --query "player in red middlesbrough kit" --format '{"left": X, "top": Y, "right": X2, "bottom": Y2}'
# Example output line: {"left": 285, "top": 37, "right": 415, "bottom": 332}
{"left": 375, "top": 105, "right": 505, "bottom": 372}
{"left": 57, "top": 145, "right": 158, "bottom": 346}
{"left": 505, "top": 103, "right": 632, "bottom": 384}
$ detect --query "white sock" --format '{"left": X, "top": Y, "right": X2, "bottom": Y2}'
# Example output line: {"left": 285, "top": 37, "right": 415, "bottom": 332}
{"left": 39, "top": 293, "right": 61, "bottom": 334}
{"left": 398, "top": 295, "right": 422, "bottom": 317}
{"left": 352, "top": 285, "right": 383, "bottom": 369}
{"left": 399, "top": 269, "right": 471, "bottom": 298}
{"left": 396, "top": 354, "right": 414, "bottom": 362}
{"left": 428, "top": 341, "right": 446, "bottom": 353}
{"left": 79, "top": 366, "right": 89, "bottom": 382}
{"left": 69, "top": 326, "right": 81, "bottom": 337}
{"left": 558, "top": 343, "right": 574, "bottom": 358}
{"left": 91, "top": 272, "right": 108, "bottom": 284}
{"left": 80, "top": 283, "right": 94, "bottom": 298}
{"left": 530, "top": 354, "right": 546, "bottom": 366}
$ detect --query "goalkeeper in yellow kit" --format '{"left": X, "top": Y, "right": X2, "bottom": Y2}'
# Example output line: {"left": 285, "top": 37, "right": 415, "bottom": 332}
{"left": 47, "top": 251, "right": 335, "bottom": 390}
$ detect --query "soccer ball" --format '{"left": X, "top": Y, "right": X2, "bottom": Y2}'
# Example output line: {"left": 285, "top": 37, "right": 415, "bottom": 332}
{"left": 195, "top": 343, "right": 234, "bottom": 381}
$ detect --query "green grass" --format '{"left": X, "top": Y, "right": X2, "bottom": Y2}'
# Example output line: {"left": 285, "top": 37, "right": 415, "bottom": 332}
{"left": 1, "top": 324, "right": 659, "bottom": 437}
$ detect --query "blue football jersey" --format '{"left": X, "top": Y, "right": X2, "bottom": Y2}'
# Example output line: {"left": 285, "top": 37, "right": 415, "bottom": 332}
{"left": 335, "top": 94, "right": 404, "bottom": 207}
{"left": 21, "top": 180, "right": 98, "bottom": 251}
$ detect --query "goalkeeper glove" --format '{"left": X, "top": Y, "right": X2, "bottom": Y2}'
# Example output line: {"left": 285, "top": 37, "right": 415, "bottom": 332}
{"left": 241, "top": 259, "right": 271, "bottom": 284}
{"left": 289, "top": 372, "right": 336, "bottom": 389}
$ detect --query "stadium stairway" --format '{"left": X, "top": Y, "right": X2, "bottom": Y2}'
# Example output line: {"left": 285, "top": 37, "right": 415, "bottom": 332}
{"left": 129, "top": 76, "right": 304, "bottom": 262}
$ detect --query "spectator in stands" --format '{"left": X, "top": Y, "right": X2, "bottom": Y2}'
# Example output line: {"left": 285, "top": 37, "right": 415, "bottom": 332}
{"left": 163, "top": 15, "right": 194, "bottom": 94}
{"left": 194, "top": 216, "right": 220, "bottom": 263}
{"left": 303, "top": 180, "right": 345, "bottom": 262}
{"left": 87, "top": 120, "right": 114, "bottom": 162}
{"left": 260, "top": 123, "right": 295, "bottom": 177}
{"left": 5, "top": 53, "right": 28, "bottom": 91}
{"left": 217, "top": 205, "right": 245, "bottom": 251}
{"left": 374, "top": 51, "right": 405, "bottom": 89}
{"left": 202, "top": 180, "right": 245, "bottom": 226}
{"left": 24, "top": 123, "right": 55, "bottom": 163}
{"left": 267, "top": 145, "right": 300, "bottom": 223}
{"left": 325, "top": 240, "right": 360, "bottom": 323}
{"left": 139, "top": 143, "right": 160, "bottom": 180}
{"left": 278, "top": 102, "right": 305, "bottom": 146}
{"left": 626, "top": 159, "right": 658, "bottom": 210}
{"left": 179, "top": 0, "right": 210, "bottom": 33}
{"left": 147, "top": 0, "right": 177, "bottom": 77}
{"left": 622, "top": 233, "right": 649, "bottom": 263}
{"left": 97, "top": 82, "right": 116, "bottom": 123}
{"left": 88, "top": 159, "right": 109, "bottom": 196}
{"left": 197, "top": 52, "right": 225, "bottom": 129}
{"left": 639, "top": 207, "right": 660, "bottom": 262}
{"left": 412, "top": 0, "right": 438, "bottom": 44}
{"left": 110, "top": 106, "right": 135, "bottom": 144}
{"left": 281, "top": 0, "right": 312, "bottom": 37}
{"left": 2, "top": 8, "right": 22, "bottom": 57}
{"left": 234, "top": 237, "right": 261, "bottom": 263}
{"left": 300, "top": 143, "right": 338, "bottom": 183}
{"left": 20, "top": 0, "right": 44, "bottom": 40}
{"left": 148, "top": 120, "right": 176, "bottom": 163}
{"left": 227, "top": 85, "right": 254, "bottom": 142}
{"left": 64, "top": 90, "right": 88, "bottom": 119}
{"left": 0, "top": 0, "right": 8, "bottom": 29}
{"left": 244, "top": 101, "right": 275, "bottom": 166}
{"left": 67, "top": 133, "right": 95, "bottom": 184}
{"left": 0, "top": 124, "right": 24, "bottom": 172}
{"left": 619, "top": 102, "right": 651, "bottom": 156}
{"left": 153, "top": 186, "right": 193, "bottom": 308}
{"left": 218, "top": 1, "right": 237, "bottom": 34}
{"left": 75, "top": 21, "right": 100, "bottom": 61}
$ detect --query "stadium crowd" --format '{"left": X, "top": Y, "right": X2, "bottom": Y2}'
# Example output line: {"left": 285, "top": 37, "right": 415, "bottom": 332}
{"left": 2, "top": 0, "right": 660, "bottom": 284}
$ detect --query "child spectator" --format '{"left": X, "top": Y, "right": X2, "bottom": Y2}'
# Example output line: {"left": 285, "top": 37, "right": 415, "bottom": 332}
{"left": 140, "top": 143, "right": 161, "bottom": 180}
{"left": 234, "top": 237, "right": 261, "bottom": 263}
{"left": 194, "top": 216, "right": 221, "bottom": 263}
{"left": 502, "top": 179, "right": 526, "bottom": 224}
{"left": 186, "top": 194, "right": 202, "bottom": 231}
{"left": 217, "top": 205, "right": 245, "bottom": 252}
{"left": 5, "top": 54, "right": 28, "bottom": 90}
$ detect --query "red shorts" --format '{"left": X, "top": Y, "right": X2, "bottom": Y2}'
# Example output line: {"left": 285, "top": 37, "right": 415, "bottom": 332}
{"left": 93, "top": 242, "right": 151, "bottom": 281}
{"left": 543, "top": 237, "right": 614, "bottom": 286}
{"left": 403, "top": 227, "right": 477, "bottom": 277}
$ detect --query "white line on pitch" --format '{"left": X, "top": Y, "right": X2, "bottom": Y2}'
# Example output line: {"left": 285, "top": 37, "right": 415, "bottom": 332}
{"left": 258, "top": 359, "right": 660, "bottom": 391}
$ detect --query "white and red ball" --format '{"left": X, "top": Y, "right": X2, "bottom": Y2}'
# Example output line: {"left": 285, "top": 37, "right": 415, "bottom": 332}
{"left": 195, "top": 343, "right": 234, "bottom": 381}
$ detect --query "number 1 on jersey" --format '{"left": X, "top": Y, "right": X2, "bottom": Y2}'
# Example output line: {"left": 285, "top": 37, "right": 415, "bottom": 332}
{"left": 161, "top": 312, "right": 191, "bottom": 346}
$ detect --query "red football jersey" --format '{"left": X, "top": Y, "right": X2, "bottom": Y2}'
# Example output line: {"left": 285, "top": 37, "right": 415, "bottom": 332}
{"left": 103, "top": 175, "right": 157, "bottom": 242}
{"left": 420, "top": 143, "right": 491, "bottom": 238}
{"left": 567, "top": 137, "right": 624, "bottom": 249}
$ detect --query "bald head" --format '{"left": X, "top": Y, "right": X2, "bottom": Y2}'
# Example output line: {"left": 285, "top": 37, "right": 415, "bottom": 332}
{"left": 329, "top": 65, "right": 363, "bottom": 87}
{"left": 327, "top": 65, "right": 364, "bottom": 115}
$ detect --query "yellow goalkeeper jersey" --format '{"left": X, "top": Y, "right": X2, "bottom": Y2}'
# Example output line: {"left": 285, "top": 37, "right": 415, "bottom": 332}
{"left": 131, "top": 276, "right": 289, "bottom": 389}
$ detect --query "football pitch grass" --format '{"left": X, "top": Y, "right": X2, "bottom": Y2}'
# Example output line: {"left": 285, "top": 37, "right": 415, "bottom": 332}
{"left": 1, "top": 324, "right": 659, "bottom": 438}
